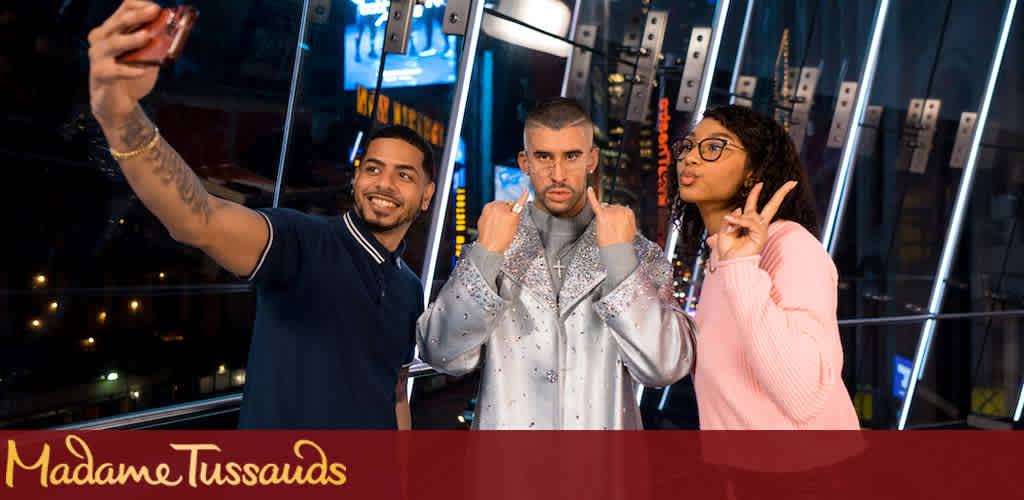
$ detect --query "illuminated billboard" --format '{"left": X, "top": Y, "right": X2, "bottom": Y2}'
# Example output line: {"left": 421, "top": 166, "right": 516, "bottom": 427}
{"left": 344, "top": 0, "right": 457, "bottom": 90}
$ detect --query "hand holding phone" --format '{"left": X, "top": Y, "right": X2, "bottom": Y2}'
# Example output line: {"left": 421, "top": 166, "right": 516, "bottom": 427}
{"left": 88, "top": 2, "right": 196, "bottom": 128}
{"left": 116, "top": 6, "right": 198, "bottom": 66}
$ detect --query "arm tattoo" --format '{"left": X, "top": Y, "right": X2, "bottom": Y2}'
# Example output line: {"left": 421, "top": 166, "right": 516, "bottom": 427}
{"left": 116, "top": 106, "right": 152, "bottom": 151}
{"left": 117, "top": 106, "right": 213, "bottom": 225}
{"left": 146, "top": 138, "right": 213, "bottom": 224}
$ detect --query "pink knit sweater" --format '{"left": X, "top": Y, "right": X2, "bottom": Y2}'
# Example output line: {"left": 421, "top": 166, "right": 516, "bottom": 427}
{"left": 694, "top": 220, "right": 860, "bottom": 430}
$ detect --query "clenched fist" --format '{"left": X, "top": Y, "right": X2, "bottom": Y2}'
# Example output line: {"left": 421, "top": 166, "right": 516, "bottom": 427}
{"left": 476, "top": 190, "right": 530, "bottom": 254}
{"left": 88, "top": 1, "right": 162, "bottom": 130}
{"left": 586, "top": 187, "right": 637, "bottom": 248}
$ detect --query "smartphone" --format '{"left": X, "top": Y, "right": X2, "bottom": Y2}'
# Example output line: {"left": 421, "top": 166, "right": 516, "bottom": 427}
{"left": 116, "top": 6, "right": 198, "bottom": 66}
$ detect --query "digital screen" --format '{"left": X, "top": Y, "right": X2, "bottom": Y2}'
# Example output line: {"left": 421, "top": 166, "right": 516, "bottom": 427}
{"left": 494, "top": 165, "right": 533, "bottom": 202}
{"left": 893, "top": 354, "right": 913, "bottom": 399}
{"left": 452, "top": 166, "right": 466, "bottom": 190}
{"left": 344, "top": 0, "right": 457, "bottom": 90}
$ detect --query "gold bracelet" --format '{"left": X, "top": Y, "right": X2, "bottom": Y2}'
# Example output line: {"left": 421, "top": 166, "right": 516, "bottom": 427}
{"left": 110, "top": 127, "right": 160, "bottom": 160}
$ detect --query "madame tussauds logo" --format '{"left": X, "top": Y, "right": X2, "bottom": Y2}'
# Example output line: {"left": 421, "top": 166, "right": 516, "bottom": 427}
{"left": 5, "top": 435, "right": 347, "bottom": 488}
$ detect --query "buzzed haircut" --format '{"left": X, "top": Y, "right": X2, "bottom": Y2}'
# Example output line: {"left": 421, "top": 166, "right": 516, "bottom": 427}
{"left": 523, "top": 97, "right": 594, "bottom": 146}
{"left": 524, "top": 97, "right": 593, "bottom": 131}
{"left": 365, "top": 125, "right": 435, "bottom": 182}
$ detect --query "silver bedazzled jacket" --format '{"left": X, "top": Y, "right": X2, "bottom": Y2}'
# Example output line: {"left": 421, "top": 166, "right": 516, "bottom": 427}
{"left": 417, "top": 206, "right": 696, "bottom": 429}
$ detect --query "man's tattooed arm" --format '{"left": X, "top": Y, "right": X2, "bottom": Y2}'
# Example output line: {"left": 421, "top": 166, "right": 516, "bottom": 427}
{"left": 108, "top": 105, "right": 219, "bottom": 240}
{"left": 118, "top": 106, "right": 215, "bottom": 224}
{"left": 101, "top": 105, "right": 269, "bottom": 276}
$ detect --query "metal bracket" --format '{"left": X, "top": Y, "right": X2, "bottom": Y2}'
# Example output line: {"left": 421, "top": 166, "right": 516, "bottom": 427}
{"left": 858, "top": 105, "right": 883, "bottom": 157}
{"left": 382, "top": 0, "right": 416, "bottom": 54}
{"left": 675, "top": 27, "right": 711, "bottom": 112}
{"left": 625, "top": 10, "right": 668, "bottom": 122}
{"left": 310, "top": 0, "right": 331, "bottom": 24}
{"left": 442, "top": 0, "right": 472, "bottom": 36}
{"left": 785, "top": 67, "right": 819, "bottom": 150}
{"left": 564, "top": 24, "right": 598, "bottom": 99}
{"left": 609, "top": 12, "right": 646, "bottom": 120}
{"left": 617, "top": 12, "right": 646, "bottom": 76}
{"left": 826, "top": 81, "right": 858, "bottom": 148}
{"left": 733, "top": 75, "right": 756, "bottom": 108}
{"left": 949, "top": 112, "right": 978, "bottom": 168}
{"left": 900, "top": 98, "right": 941, "bottom": 174}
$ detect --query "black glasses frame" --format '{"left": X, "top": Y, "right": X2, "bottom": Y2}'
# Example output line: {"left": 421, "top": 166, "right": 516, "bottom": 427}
{"left": 671, "top": 137, "right": 746, "bottom": 162}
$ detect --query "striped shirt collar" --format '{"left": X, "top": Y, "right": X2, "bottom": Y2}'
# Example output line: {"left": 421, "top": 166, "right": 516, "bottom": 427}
{"left": 342, "top": 209, "right": 405, "bottom": 266}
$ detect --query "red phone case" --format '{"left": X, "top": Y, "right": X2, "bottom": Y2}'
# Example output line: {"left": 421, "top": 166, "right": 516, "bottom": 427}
{"left": 116, "top": 6, "right": 198, "bottom": 66}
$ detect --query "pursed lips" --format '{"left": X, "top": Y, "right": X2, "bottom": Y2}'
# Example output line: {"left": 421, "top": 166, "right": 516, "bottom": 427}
{"left": 679, "top": 170, "right": 700, "bottom": 185}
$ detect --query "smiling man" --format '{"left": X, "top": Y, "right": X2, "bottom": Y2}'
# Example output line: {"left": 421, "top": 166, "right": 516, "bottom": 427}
{"left": 87, "top": 1, "right": 435, "bottom": 429}
{"left": 417, "top": 98, "right": 695, "bottom": 429}
{"left": 236, "top": 125, "right": 435, "bottom": 429}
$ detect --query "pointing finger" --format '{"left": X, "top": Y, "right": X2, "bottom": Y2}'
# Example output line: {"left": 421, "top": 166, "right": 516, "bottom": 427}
{"left": 587, "top": 187, "right": 603, "bottom": 218}
{"left": 511, "top": 188, "right": 529, "bottom": 215}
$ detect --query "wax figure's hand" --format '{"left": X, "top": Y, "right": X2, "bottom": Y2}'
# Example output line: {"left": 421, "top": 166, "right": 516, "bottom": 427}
{"left": 587, "top": 187, "right": 637, "bottom": 248}
{"left": 88, "top": 1, "right": 162, "bottom": 128}
{"left": 477, "top": 189, "right": 530, "bottom": 254}
{"left": 717, "top": 181, "right": 798, "bottom": 260}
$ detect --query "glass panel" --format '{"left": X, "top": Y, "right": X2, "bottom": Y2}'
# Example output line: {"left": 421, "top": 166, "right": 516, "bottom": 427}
{"left": 269, "top": 1, "right": 462, "bottom": 430}
{"left": 0, "top": 1, "right": 300, "bottom": 428}
{"left": 703, "top": 0, "right": 877, "bottom": 221}
{"left": 412, "top": 1, "right": 574, "bottom": 430}
{"left": 902, "top": 8, "right": 1024, "bottom": 430}
{"left": 278, "top": 0, "right": 458, "bottom": 277}
{"left": 832, "top": 0, "right": 1008, "bottom": 320}
{"left": 900, "top": 316, "right": 1024, "bottom": 429}
{"left": 839, "top": 320, "right": 925, "bottom": 429}
{"left": 944, "top": 7, "right": 1023, "bottom": 316}
{"left": 409, "top": 0, "right": 723, "bottom": 429}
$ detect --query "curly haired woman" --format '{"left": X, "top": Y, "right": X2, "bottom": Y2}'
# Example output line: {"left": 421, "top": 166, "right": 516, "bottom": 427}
{"left": 668, "top": 105, "right": 859, "bottom": 430}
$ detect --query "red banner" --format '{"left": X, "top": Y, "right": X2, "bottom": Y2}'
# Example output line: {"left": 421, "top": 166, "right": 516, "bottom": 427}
{"left": 1, "top": 431, "right": 1019, "bottom": 499}
{"left": 656, "top": 97, "right": 672, "bottom": 246}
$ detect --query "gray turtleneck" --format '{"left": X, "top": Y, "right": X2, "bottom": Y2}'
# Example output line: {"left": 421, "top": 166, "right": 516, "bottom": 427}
{"left": 467, "top": 202, "right": 639, "bottom": 297}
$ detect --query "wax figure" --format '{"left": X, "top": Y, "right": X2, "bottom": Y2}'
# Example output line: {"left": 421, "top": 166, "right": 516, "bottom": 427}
{"left": 418, "top": 98, "right": 695, "bottom": 429}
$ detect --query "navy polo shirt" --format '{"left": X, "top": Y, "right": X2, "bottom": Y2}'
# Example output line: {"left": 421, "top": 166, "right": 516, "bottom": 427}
{"left": 238, "top": 208, "right": 422, "bottom": 429}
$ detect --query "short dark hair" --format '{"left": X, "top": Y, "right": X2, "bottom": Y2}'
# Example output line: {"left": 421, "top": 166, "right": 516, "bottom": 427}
{"left": 667, "top": 105, "right": 818, "bottom": 264}
{"left": 364, "top": 125, "right": 435, "bottom": 182}
{"left": 524, "top": 97, "right": 593, "bottom": 133}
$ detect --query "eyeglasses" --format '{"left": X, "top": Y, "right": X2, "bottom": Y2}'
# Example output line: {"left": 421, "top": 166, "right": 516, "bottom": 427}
{"left": 525, "top": 152, "right": 589, "bottom": 176}
{"left": 671, "top": 137, "right": 746, "bottom": 162}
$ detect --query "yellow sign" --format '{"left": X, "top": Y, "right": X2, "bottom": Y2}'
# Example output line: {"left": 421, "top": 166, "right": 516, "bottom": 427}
{"left": 853, "top": 391, "right": 872, "bottom": 421}
{"left": 972, "top": 387, "right": 1006, "bottom": 417}
{"left": 356, "top": 85, "right": 446, "bottom": 147}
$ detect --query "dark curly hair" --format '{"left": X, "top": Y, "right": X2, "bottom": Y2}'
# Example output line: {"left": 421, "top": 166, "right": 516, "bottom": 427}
{"left": 666, "top": 105, "right": 818, "bottom": 264}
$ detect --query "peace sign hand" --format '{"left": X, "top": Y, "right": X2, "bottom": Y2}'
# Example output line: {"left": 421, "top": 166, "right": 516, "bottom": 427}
{"left": 717, "top": 181, "right": 798, "bottom": 261}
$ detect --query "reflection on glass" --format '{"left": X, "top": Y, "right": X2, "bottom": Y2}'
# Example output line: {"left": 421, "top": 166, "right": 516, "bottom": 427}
{"left": 833, "top": 0, "right": 1007, "bottom": 322}
{"left": 0, "top": 1, "right": 299, "bottom": 428}
{"left": 482, "top": 0, "right": 573, "bottom": 57}
{"left": 344, "top": 0, "right": 456, "bottom": 89}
